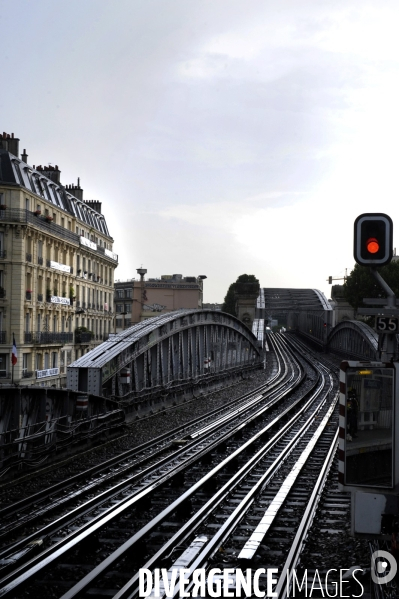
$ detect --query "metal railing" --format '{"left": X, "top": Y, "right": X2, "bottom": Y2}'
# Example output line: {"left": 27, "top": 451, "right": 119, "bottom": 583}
{"left": 22, "top": 370, "right": 34, "bottom": 378}
{"left": 24, "top": 332, "right": 74, "bottom": 344}
{"left": 26, "top": 253, "right": 32, "bottom": 262}
{"left": 75, "top": 332, "right": 94, "bottom": 343}
{"left": 0, "top": 208, "right": 117, "bottom": 262}
{"left": 0, "top": 331, "right": 6, "bottom": 343}
{"left": 0, "top": 250, "right": 7, "bottom": 259}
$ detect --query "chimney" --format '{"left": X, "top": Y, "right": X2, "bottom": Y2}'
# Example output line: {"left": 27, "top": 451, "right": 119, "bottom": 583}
{"left": 20, "top": 149, "right": 28, "bottom": 163}
{"left": 66, "top": 178, "right": 83, "bottom": 201}
{"left": 40, "top": 164, "right": 61, "bottom": 184}
{"left": 83, "top": 199, "right": 102, "bottom": 214}
{"left": 0, "top": 132, "right": 20, "bottom": 157}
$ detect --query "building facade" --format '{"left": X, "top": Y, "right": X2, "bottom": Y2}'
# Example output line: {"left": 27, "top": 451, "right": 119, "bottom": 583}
{"left": 114, "top": 271, "right": 206, "bottom": 332}
{"left": 0, "top": 132, "right": 118, "bottom": 387}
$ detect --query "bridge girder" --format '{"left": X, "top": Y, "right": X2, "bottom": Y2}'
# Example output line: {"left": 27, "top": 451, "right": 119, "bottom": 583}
{"left": 327, "top": 319, "right": 378, "bottom": 360}
{"left": 67, "top": 310, "right": 262, "bottom": 398}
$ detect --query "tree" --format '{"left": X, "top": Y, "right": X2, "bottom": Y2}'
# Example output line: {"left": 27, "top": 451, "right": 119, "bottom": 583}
{"left": 343, "top": 261, "right": 399, "bottom": 311}
{"left": 222, "top": 274, "right": 259, "bottom": 316}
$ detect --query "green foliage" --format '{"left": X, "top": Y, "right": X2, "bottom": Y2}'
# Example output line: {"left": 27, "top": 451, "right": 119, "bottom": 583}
{"left": 75, "top": 326, "right": 93, "bottom": 335}
{"left": 343, "top": 261, "right": 399, "bottom": 311}
{"left": 222, "top": 274, "right": 259, "bottom": 316}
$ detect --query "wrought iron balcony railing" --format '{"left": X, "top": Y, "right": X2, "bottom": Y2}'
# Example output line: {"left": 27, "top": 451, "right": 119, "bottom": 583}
{"left": 0, "top": 331, "right": 6, "bottom": 343}
{"left": 0, "top": 208, "right": 118, "bottom": 263}
{"left": 75, "top": 332, "right": 94, "bottom": 344}
{"left": 24, "top": 332, "right": 74, "bottom": 345}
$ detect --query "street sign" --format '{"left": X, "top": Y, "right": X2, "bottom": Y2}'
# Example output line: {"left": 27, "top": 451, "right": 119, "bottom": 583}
{"left": 376, "top": 316, "right": 399, "bottom": 333}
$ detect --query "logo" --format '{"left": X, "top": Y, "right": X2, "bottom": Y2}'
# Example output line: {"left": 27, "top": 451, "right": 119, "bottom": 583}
{"left": 371, "top": 550, "right": 397, "bottom": 584}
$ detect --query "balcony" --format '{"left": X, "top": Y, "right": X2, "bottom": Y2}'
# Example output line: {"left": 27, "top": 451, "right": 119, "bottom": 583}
{"left": 37, "top": 293, "right": 43, "bottom": 302}
{"left": 0, "top": 209, "right": 117, "bottom": 263}
{"left": 22, "top": 370, "right": 34, "bottom": 378}
{"left": 0, "top": 331, "right": 6, "bottom": 343}
{"left": 38, "top": 256, "right": 43, "bottom": 265}
{"left": 75, "top": 332, "right": 94, "bottom": 344}
{"left": 25, "top": 291, "right": 32, "bottom": 301}
{"left": 26, "top": 253, "right": 32, "bottom": 262}
{"left": 0, "top": 250, "right": 6, "bottom": 259}
{"left": 24, "top": 332, "right": 74, "bottom": 345}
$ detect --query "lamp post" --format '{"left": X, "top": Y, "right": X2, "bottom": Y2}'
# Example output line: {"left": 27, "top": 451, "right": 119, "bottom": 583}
{"left": 198, "top": 275, "right": 207, "bottom": 308}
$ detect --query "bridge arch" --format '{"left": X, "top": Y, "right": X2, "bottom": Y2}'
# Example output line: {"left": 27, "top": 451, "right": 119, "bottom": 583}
{"left": 327, "top": 319, "right": 378, "bottom": 360}
{"left": 67, "top": 309, "right": 262, "bottom": 398}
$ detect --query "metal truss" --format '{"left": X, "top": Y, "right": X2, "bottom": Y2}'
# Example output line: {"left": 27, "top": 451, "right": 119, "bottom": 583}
{"left": 327, "top": 319, "right": 378, "bottom": 360}
{"left": 67, "top": 310, "right": 262, "bottom": 398}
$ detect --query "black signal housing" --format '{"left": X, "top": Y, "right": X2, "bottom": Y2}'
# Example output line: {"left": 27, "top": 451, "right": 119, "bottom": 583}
{"left": 354, "top": 213, "right": 393, "bottom": 266}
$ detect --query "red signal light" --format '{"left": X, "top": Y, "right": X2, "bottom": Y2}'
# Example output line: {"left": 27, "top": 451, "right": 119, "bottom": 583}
{"left": 366, "top": 237, "right": 380, "bottom": 254}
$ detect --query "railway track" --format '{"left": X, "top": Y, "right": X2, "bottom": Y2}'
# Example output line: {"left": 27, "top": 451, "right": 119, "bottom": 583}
{"left": 0, "top": 333, "right": 344, "bottom": 598}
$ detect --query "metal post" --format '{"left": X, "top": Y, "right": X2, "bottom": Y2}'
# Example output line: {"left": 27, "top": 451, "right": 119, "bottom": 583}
{"left": 370, "top": 268, "right": 397, "bottom": 361}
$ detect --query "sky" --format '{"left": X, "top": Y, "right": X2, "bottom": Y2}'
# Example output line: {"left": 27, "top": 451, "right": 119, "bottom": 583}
{"left": 2, "top": 0, "right": 399, "bottom": 302}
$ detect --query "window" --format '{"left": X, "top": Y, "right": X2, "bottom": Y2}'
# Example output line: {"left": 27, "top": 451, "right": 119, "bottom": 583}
{"left": 22, "top": 353, "right": 29, "bottom": 375}
{"left": 0, "top": 354, "right": 7, "bottom": 378}
{"left": 25, "top": 198, "right": 30, "bottom": 211}
{"left": 52, "top": 352, "right": 58, "bottom": 368}
{"left": 36, "top": 354, "right": 42, "bottom": 371}
{"left": 25, "top": 313, "right": 30, "bottom": 333}
{"left": 125, "top": 288, "right": 132, "bottom": 298}
{"left": 44, "top": 353, "right": 49, "bottom": 369}
{"left": 37, "top": 313, "right": 41, "bottom": 332}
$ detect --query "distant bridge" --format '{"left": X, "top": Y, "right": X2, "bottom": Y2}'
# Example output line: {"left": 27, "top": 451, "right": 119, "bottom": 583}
{"left": 257, "top": 287, "right": 333, "bottom": 348}
{"left": 68, "top": 309, "right": 262, "bottom": 399}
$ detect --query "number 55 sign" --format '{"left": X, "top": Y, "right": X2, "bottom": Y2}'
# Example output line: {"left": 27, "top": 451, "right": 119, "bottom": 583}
{"left": 376, "top": 316, "right": 399, "bottom": 333}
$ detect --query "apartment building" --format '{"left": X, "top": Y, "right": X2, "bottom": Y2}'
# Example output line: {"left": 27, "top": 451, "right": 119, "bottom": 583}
{"left": 114, "top": 270, "right": 206, "bottom": 332}
{"left": 0, "top": 132, "right": 118, "bottom": 387}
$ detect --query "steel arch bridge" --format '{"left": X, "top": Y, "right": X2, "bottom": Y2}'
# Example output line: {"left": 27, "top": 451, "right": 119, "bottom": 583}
{"left": 67, "top": 309, "right": 262, "bottom": 399}
{"left": 258, "top": 287, "right": 333, "bottom": 348}
{"left": 327, "top": 320, "right": 379, "bottom": 360}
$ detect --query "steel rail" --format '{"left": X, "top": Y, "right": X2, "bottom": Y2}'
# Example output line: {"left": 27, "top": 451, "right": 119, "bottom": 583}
{"left": 0, "top": 334, "right": 285, "bottom": 520}
{"left": 274, "top": 427, "right": 339, "bottom": 598}
{"left": 0, "top": 337, "right": 306, "bottom": 594}
{"left": 0, "top": 336, "right": 298, "bottom": 564}
{"left": 56, "top": 341, "right": 330, "bottom": 598}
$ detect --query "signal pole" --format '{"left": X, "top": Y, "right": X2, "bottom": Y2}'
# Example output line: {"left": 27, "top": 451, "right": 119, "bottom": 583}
{"left": 354, "top": 213, "right": 397, "bottom": 362}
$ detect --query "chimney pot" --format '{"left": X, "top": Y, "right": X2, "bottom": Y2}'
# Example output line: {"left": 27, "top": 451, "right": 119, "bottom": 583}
{"left": 11, "top": 133, "right": 14, "bottom": 138}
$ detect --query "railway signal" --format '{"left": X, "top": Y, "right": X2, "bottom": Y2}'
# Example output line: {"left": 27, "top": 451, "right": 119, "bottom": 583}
{"left": 353, "top": 213, "right": 393, "bottom": 266}
{"left": 340, "top": 213, "right": 399, "bottom": 541}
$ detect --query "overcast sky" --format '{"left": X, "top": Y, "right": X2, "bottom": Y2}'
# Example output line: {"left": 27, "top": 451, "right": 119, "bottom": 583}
{"left": 2, "top": 0, "right": 399, "bottom": 302}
